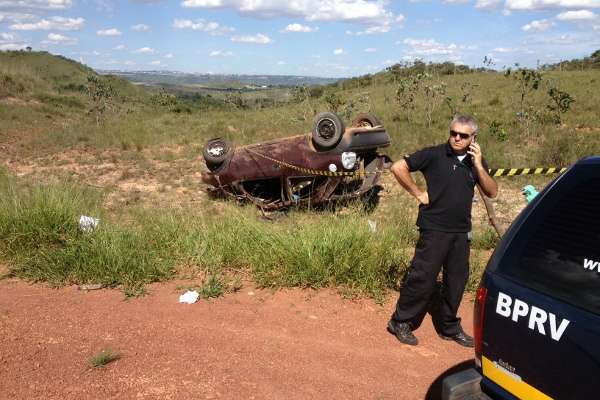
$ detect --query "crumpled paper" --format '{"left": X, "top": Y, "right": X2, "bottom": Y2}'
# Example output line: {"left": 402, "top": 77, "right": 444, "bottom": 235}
{"left": 179, "top": 290, "right": 200, "bottom": 304}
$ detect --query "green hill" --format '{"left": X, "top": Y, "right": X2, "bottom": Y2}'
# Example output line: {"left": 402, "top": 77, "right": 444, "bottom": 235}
{"left": 0, "top": 50, "right": 143, "bottom": 99}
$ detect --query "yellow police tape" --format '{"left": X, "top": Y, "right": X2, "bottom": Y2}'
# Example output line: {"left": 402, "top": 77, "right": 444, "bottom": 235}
{"left": 489, "top": 167, "right": 567, "bottom": 177}
{"left": 244, "top": 147, "right": 567, "bottom": 178}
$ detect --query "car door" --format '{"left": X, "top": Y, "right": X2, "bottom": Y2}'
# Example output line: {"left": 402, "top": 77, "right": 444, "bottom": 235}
{"left": 480, "top": 158, "right": 600, "bottom": 399}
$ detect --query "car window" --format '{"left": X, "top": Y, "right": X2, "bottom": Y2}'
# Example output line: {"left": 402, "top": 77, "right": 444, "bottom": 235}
{"left": 497, "top": 164, "right": 600, "bottom": 315}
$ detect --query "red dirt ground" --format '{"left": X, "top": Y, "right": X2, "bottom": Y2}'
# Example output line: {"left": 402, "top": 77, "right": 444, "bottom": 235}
{"left": 0, "top": 278, "right": 474, "bottom": 400}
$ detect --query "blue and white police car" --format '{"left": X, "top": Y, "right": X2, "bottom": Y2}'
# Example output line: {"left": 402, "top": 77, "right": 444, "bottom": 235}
{"left": 443, "top": 156, "right": 600, "bottom": 400}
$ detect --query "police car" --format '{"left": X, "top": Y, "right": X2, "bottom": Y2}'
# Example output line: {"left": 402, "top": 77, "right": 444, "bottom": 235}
{"left": 442, "top": 156, "right": 600, "bottom": 400}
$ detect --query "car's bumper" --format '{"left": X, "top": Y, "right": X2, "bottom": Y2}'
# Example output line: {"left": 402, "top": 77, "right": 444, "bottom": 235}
{"left": 442, "top": 369, "right": 492, "bottom": 400}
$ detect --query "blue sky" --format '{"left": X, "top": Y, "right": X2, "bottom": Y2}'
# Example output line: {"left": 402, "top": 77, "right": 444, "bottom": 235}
{"left": 1, "top": 0, "right": 599, "bottom": 77}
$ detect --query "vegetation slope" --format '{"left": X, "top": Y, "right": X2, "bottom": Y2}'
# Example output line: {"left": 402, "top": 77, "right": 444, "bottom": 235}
{"left": 1, "top": 50, "right": 599, "bottom": 298}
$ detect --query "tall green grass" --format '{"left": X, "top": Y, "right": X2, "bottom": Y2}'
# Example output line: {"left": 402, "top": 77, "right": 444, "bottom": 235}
{"left": 0, "top": 169, "right": 416, "bottom": 298}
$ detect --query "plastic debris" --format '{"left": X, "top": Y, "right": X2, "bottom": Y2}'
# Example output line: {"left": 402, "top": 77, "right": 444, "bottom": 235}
{"left": 179, "top": 290, "right": 200, "bottom": 304}
{"left": 522, "top": 185, "right": 539, "bottom": 203}
{"left": 368, "top": 219, "right": 377, "bottom": 233}
{"left": 78, "top": 284, "right": 104, "bottom": 291}
{"left": 79, "top": 215, "right": 99, "bottom": 232}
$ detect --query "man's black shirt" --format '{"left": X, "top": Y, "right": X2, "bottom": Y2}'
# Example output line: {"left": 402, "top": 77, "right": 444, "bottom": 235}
{"left": 404, "top": 142, "right": 488, "bottom": 233}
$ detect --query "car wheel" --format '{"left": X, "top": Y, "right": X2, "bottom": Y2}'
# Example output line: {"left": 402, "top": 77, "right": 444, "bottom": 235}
{"left": 203, "top": 137, "right": 232, "bottom": 169}
{"left": 351, "top": 113, "right": 381, "bottom": 128}
{"left": 312, "top": 112, "right": 345, "bottom": 150}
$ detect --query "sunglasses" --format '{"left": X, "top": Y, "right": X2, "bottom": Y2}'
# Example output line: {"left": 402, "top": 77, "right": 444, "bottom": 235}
{"left": 450, "top": 130, "right": 474, "bottom": 140}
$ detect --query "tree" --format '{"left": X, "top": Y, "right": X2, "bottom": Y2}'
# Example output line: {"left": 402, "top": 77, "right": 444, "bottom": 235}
{"left": 505, "top": 67, "right": 543, "bottom": 134}
{"left": 86, "top": 75, "right": 114, "bottom": 125}
{"left": 546, "top": 84, "right": 575, "bottom": 124}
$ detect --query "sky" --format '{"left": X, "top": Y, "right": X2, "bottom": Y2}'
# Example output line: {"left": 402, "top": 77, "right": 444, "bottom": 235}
{"left": 0, "top": 0, "right": 599, "bottom": 78}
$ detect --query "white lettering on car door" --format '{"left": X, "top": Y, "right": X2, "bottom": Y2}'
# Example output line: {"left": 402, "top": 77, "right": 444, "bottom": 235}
{"left": 495, "top": 292, "right": 570, "bottom": 342}
{"left": 511, "top": 299, "right": 529, "bottom": 322}
{"left": 496, "top": 292, "right": 512, "bottom": 317}
{"left": 583, "top": 258, "right": 599, "bottom": 272}
{"left": 528, "top": 306, "right": 548, "bottom": 335}
{"left": 549, "top": 313, "right": 570, "bottom": 341}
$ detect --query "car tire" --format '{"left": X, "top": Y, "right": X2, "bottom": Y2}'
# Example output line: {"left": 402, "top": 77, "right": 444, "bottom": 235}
{"left": 312, "top": 112, "right": 345, "bottom": 150}
{"left": 351, "top": 113, "right": 381, "bottom": 128}
{"left": 203, "top": 137, "right": 232, "bottom": 170}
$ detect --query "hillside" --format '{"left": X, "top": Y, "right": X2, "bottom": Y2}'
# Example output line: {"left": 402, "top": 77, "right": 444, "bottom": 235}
{"left": 1, "top": 50, "right": 599, "bottom": 297}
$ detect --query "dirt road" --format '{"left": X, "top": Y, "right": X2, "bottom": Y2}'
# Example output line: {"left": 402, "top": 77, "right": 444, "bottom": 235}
{"left": 0, "top": 279, "right": 474, "bottom": 399}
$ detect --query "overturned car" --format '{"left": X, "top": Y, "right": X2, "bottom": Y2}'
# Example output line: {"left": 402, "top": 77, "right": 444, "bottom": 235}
{"left": 200, "top": 112, "right": 392, "bottom": 211}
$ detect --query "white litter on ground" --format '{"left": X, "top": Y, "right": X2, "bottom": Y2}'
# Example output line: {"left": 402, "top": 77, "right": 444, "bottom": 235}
{"left": 79, "top": 215, "right": 100, "bottom": 232}
{"left": 367, "top": 219, "right": 377, "bottom": 233}
{"left": 179, "top": 290, "right": 200, "bottom": 304}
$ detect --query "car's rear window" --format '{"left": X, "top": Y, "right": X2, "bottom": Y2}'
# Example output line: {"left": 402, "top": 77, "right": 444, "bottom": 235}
{"left": 497, "top": 164, "right": 600, "bottom": 315}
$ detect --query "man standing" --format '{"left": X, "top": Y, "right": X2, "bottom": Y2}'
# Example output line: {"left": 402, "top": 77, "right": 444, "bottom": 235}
{"left": 388, "top": 114, "right": 497, "bottom": 347}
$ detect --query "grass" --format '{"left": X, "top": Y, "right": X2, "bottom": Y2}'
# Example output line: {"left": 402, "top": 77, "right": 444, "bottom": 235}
{"left": 1, "top": 51, "right": 599, "bottom": 300}
{"left": 89, "top": 348, "right": 121, "bottom": 368}
{"left": 0, "top": 168, "right": 418, "bottom": 300}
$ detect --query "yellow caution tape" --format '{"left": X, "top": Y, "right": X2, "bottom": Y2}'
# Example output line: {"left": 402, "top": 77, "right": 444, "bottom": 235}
{"left": 244, "top": 147, "right": 567, "bottom": 178}
{"left": 489, "top": 167, "right": 567, "bottom": 177}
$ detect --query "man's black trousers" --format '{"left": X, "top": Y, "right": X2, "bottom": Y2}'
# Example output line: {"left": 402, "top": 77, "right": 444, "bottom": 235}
{"left": 391, "top": 229, "right": 470, "bottom": 336}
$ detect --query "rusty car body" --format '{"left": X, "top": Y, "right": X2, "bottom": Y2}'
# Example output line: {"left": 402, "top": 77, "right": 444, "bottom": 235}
{"left": 200, "top": 113, "right": 392, "bottom": 211}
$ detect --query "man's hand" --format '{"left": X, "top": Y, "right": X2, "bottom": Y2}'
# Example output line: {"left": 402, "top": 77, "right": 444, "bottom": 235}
{"left": 467, "top": 142, "right": 483, "bottom": 168}
{"left": 390, "top": 159, "right": 430, "bottom": 205}
{"left": 417, "top": 191, "right": 429, "bottom": 205}
{"left": 468, "top": 142, "right": 499, "bottom": 199}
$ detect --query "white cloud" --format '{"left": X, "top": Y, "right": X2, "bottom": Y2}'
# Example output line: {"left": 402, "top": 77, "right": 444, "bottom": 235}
{"left": 277, "top": 60, "right": 286, "bottom": 65}
{"left": 9, "top": 16, "right": 84, "bottom": 31}
{"left": 164, "top": 53, "right": 173, "bottom": 58}
{"left": 282, "top": 23, "right": 318, "bottom": 32}
{"left": 346, "top": 13, "right": 405, "bottom": 35}
{"left": 131, "top": 23, "right": 151, "bottom": 32}
{"left": 209, "top": 49, "right": 233, "bottom": 56}
{"left": 402, "top": 38, "right": 457, "bottom": 55}
{"left": 401, "top": 38, "right": 469, "bottom": 62}
{"left": 490, "top": 47, "right": 534, "bottom": 55}
{"left": 0, "top": 42, "right": 28, "bottom": 50}
{"left": 113, "top": 44, "right": 125, "bottom": 50}
{"left": 173, "top": 18, "right": 234, "bottom": 35}
{"left": 181, "top": 0, "right": 404, "bottom": 34}
{"left": 42, "top": 32, "right": 76, "bottom": 44}
{"left": 348, "top": 25, "right": 390, "bottom": 35}
{"left": 556, "top": 10, "right": 598, "bottom": 20}
{"left": 134, "top": 46, "right": 157, "bottom": 53}
{"left": 96, "top": 28, "right": 122, "bottom": 36}
{"left": 0, "top": 12, "right": 35, "bottom": 23}
{"left": 505, "top": 0, "right": 600, "bottom": 11}
{"left": 475, "top": 0, "right": 502, "bottom": 10}
{"left": 364, "top": 47, "right": 377, "bottom": 52}
{"left": 231, "top": 33, "right": 271, "bottom": 44}
{"left": 0, "top": 32, "right": 15, "bottom": 40}
{"left": 522, "top": 18, "right": 555, "bottom": 31}
{"left": 528, "top": 33, "right": 580, "bottom": 44}
{"left": 149, "top": 60, "right": 161, "bottom": 65}
{"left": 0, "top": 0, "right": 72, "bottom": 9}
{"left": 333, "top": 48, "right": 344, "bottom": 55}
{"left": 595, "top": 24, "right": 600, "bottom": 29}
{"left": 0, "top": 30, "right": 28, "bottom": 49}
{"left": 123, "top": 60, "right": 135, "bottom": 66}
